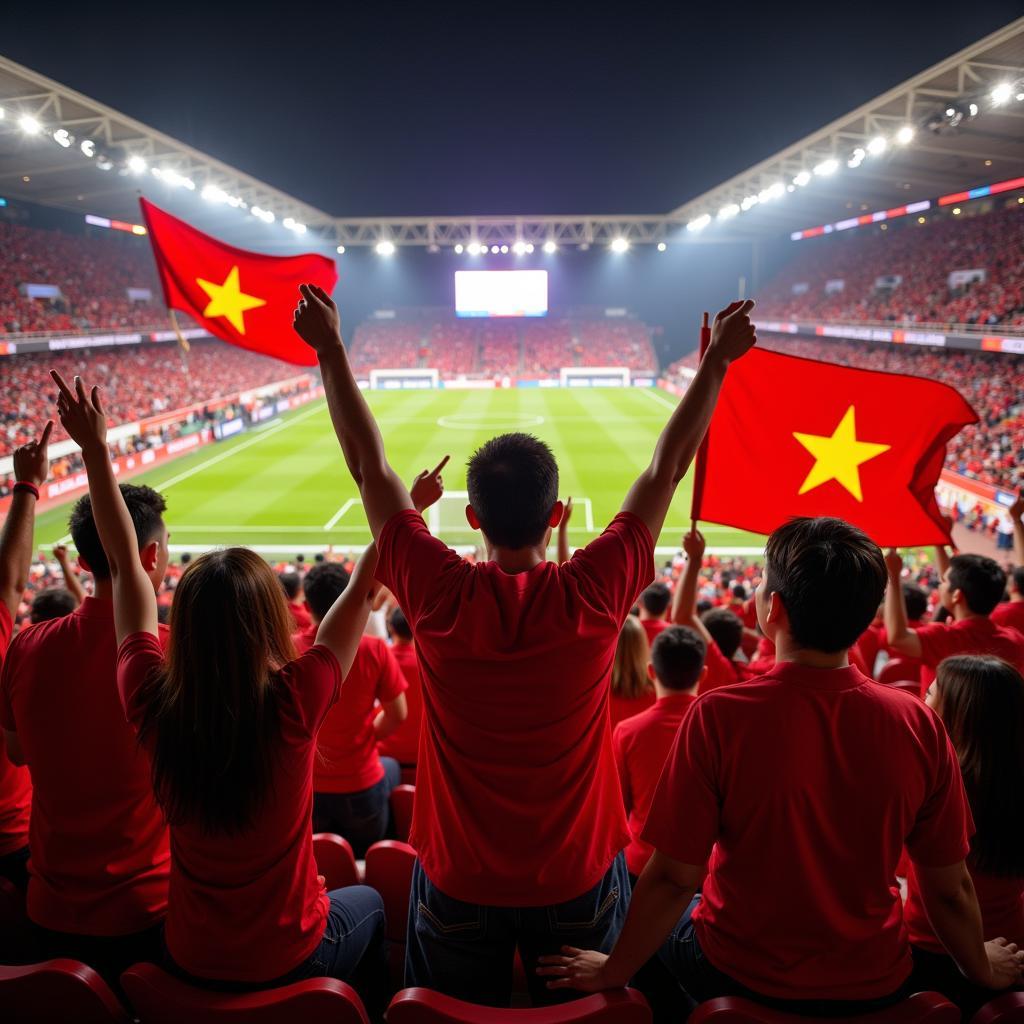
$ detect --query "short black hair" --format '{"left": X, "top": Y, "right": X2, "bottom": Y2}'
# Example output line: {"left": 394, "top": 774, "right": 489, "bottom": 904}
{"left": 388, "top": 605, "right": 412, "bottom": 641}
{"left": 278, "top": 571, "right": 302, "bottom": 601}
{"left": 731, "top": 583, "right": 747, "bottom": 600}
{"left": 181, "top": 553, "right": 191, "bottom": 565}
{"left": 902, "top": 583, "right": 929, "bottom": 622}
{"left": 696, "top": 599, "right": 713, "bottom": 615}
{"left": 68, "top": 484, "right": 166, "bottom": 580}
{"left": 302, "top": 562, "right": 351, "bottom": 621}
{"left": 702, "top": 607, "right": 744, "bottom": 660}
{"left": 948, "top": 554, "right": 1007, "bottom": 615}
{"left": 640, "top": 582, "right": 671, "bottom": 616}
{"left": 764, "top": 517, "right": 886, "bottom": 654}
{"left": 466, "top": 433, "right": 558, "bottom": 549}
{"left": 651, "top": 626, "right": 706, "bottom": 691}
{"left": 1012, "top": 566, "right": 1024, "bottom": 596}
{"left": 30, "top": 588, "right": 77, "bottom": 624}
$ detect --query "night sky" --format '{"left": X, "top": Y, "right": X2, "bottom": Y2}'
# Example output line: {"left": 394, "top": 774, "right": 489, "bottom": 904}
{"left": 4, "top": 1, "right": 1021, "bottom": 217}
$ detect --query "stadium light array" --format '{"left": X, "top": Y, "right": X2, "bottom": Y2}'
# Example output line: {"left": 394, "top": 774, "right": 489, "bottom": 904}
{"left": 454, "top": 243, "right": 464, "bottom": 254}
{"left": 686, "top": 214, "right": 711, "bottom": 233}
{"left": 991, "top": 82, "right": 1013, "bottom": 106}
{"left": 866, "top": 135, "right": 887, "bottom": 156}
{"left": 250, "top": 206, "right": 274, "bottom": 223}
{"left": 283, "top": 217, "right": 307, "bottom": 234}
{"left": 467, "top": 242, "right": 482, "bottom": 255}
{"left": 336, "top": 245, "right": 346, "bottom": 254}
{"left": 499, "top": 244, "right": 509, "bottom": 254}
{"left": 896, "top": 125, "right": 914, "bottom": 145}
{"left": 127, "top": 154, "right": 147, "bottom": 174}
{"left": 718, "top": 203, "right": 740, "bottom": 220}
{"left": 610, "top": 237, "right": 629, "bottom": 253}
{"left": 792, "top": 170, "right": 811, "bottom": 187}
{"left": 153, "top": 167, "right": 196, "bottom": 190}
{"left": 52, "top": 129, "right": 72, "bottom": 148}
{"left": 657, "top": 242, "right": 667, "bottom": 252}
{"left": 80, "top": 139, "right": 95, "bottom": 158}
{"left": 847, "top": 147, "right": 866, "bottom": 168}
{"left": 813, "top": 158, "right": 838, "bottom": 177}
{"left": 543, "top": 240, "right": 557, "bottom": 254}
{"left": 740, "top": 195, "right": 758, "bottom": 211}
{"left": 375, "top": 240, "right": 396, "bottom": 256}
{"left": 18, "top": 115, "right": 41, "bottom": 135}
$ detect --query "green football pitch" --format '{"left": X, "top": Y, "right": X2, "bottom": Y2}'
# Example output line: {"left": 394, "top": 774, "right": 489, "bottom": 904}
{"left": 32, "top": 388, "right": 765, "bottom": 557}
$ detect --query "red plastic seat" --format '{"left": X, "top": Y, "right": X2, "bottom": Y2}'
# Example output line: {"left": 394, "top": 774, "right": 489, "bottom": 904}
{"left": 401, "top": 765, "right": 417, "bottom": 787}
{"left": 0, "top": 959, "right": 131, "bottom": 1024}
{"left": 687, "top": 992, "right": 959, "bottom": 1024}
{"left": 972, "top": 991, "right": 1024, "bottom": 1024}
{"left": 120, "top": 962, "right": 369, "bottom": 1024}
{"left": 313, "top": 832, "right": 360, "bottom": 890}
{"left": 365, "top": 839, "right": 417, "bottom": 986}
{"left": 391, "top": 784, "right": 416, "bottom": 842}
{"left": 877, "top": 660, "right": 919, "bottom": 687}
{"left": 387, "top": 987, "right": 651, "bottom": 1024}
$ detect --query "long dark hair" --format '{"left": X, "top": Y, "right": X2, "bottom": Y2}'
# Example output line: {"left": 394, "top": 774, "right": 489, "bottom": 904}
{"left": 934, "top": 656, "right": 1024, "bottom": 877}
{"left": 137, "top": 548, "right": 297, "bottom": 835}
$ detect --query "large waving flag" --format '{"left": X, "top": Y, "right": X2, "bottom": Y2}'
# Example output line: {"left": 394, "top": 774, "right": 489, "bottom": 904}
{"left": 140, "top": 198, "right": 336, "bottom": 366}
{"left": 692, "top": 347, "right": 978, "bottom": 547}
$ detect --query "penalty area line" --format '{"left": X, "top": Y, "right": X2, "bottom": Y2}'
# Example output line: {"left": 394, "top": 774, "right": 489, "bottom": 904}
{"left": 323, "top": 498, "right": 359, "bottom": 530}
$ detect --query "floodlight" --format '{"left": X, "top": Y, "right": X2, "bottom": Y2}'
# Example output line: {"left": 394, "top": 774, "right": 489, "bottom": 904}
{"left": 718, "top": 203, "right": 740, "bottom": 220}
{"left": 512, "top": 241, "right": 527, "bottom": 255}
{"left": 467, "top": 242, "right": 481, "bottom": 255}
{"left": 740, "top": 195, "right": 759, "bottom": 211}
{"left": 336, "top": 245, "right": 346, "bottom": 254}
{"left": 686, "top": 214, "right": 711, "bottom": 233}
{"left": 52, "top": 129, "right": 72, "bottom": 148}
{"left": 991, "top": 82, "right": 1012, "bottom": 106}
{"left": 454, "top": 244, "right": 464, "bottom": 254}
{"left": 866, "top": 136, "right": 887, "bottom": 156}
{"left": 525, "top": 243, "right": 534, "bottom": 253}
{"left": 127, "top": 154, "right": 147, "bottom": 173}
{"left": 895, "top": 125, "right": 914, "bottom": 145}
{"left": 610, "top": 237, "right": 629, "bottom": 253}
{"left": 19, "top": 115, "right": 41, "bottom": 135}
{"left": 375, "top": 240, "right": 396, "bottom": 256}
{"left": 968, "top": 103, "right": 979, "bottom": 117}
{"left": 499, "top": 244, "right": 509, "bottom": 254}
{"left": 490, "top": 245, "right": 500, "bottom": 254}
{"left": 202, "top": 184, "right": 228, "bottom": 202}
{"left": 543, "top": 240, "right": 557, "bottom": 254}
{"left": 80, "top": 139, "right": 95, "bottom": 157}
{"left": 813, "top": 158, "right": 838, "bottom": 177}
{"left": 792, "top": 171, "right": 811, "bottom": 187}
{"left": 657, "top": 242, "right": 667, "bottom": 251}
{"left": 847, "top": 147, "right": 866, "bottom": 168}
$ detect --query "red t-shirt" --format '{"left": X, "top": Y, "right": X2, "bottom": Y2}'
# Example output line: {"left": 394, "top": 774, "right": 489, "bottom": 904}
{"left": 640, "top": 617, "right": 668, "bottom": 647}
{"left": 376, "top": 509, "right": 654, "bottom": 906}
{"left": 642, "top": 661, "right": 972, "bottom": 1001}
{"left": 0, "top": 603, "right": 31, "bottom": 858}
{"left": 609, "top": 691, "right": 657, "bottom": 729}
{"left": 915, "top": 617, "right": 1024, "bottom": 673}
{"left": 991, "top": 601, "right": 1024, "bottom": 634}
{"left": 378, "top": 641, "right": 424, "bottom": 765}
{"left": 613, "top": 691, "right": 696, "bottom": 876}
{"left": 289, "top": 602, "right": 313, "bottom": 632}
{"left": 117, "top": 631, "right": 340, "bottom": 982}
{"left": 855, "top": 623, "right": 884, "bottom": 677}
{"left": 293, "top": 627, "right": 407, "bottom": 793}
{"left": 700, "top": 640, "right": 742, "bottom": 693}
{"left": 0, "top": 598, "right": 170, "bottom": 934}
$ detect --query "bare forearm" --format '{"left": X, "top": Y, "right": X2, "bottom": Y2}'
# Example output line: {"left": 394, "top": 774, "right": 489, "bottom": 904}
{"left": 919, "top": 874, "right": 990, "bottom": 985}
{"left": 318, "top": 346, "right": 388, "bottom": 483}
{"left": 557, "top": 529, "right": 570, "bottom": 564}
{"left": 0, "top": 492, "right": 37, "bottom": 614}
{"left": 316, "top": 544, "right": 380, "bottom": 675}
{"left": 373, "top": 708, "right": 403, "bottom": 739}
{"left": 884, "top": 577, "right": 910, "bottom": 646}
{"left": 934, "top": 545, "right": 951, "bottom": 577}
{"left": 673, "top": 559, "right": 700, "bottom": 625}
{"left": 57, "top": 557, "right": 86, "bottom": 605}
{"left": 1014, "top": 518, "right": 1024, "bottom": 566}
{"left": 81, "top": 446, "right": 140, "bottom": 576}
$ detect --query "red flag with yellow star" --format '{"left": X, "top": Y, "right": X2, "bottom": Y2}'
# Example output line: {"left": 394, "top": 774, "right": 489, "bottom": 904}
{"left": 692, "top": 347, "right": 978, "bottom": 546}
{"left": 140, "top": 198, "right": 336, "bottom": 366}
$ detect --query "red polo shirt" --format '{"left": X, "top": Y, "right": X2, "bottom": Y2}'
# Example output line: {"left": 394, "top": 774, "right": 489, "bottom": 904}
{"left": 293, "top": 626, "right": 407, "bottom": 793}
{"left": 0, "top": 597, "right": 170, "bottom": 934}
{"left": 376, "top": 509, "right": 653, "bottom": 906}
{"left": 991, "top": 601, "right": 1024, "bottom": 634}
{"left": 378, "top": 641, "right": 424, "bottom": 765}
{"left": 0, "top": 603, "right": 31, "bottom": 858}
{"left": 915, "top": 616, "right": 1024, "bottom": 672}
{"left": 643, "top": 661, "right": 971, "bottom": 1001}
{"left": 117, "top": 631, "right": 341, "bottom": 982}
{"left": 613, "top": 691, "right": 696, "bottom": 876}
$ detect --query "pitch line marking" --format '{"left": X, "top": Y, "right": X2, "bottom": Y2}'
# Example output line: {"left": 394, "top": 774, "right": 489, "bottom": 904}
{"left": 436, "top": 413, "right": 545, "bottom": 430}
{"left": 323, "top": 498, "right": 359, "bottom": 530}
{"left": 638, "top": 388, "right": 679, "bottom": 412}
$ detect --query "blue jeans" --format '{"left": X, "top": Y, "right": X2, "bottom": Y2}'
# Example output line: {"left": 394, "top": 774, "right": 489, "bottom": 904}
{"left": 313, "top": 756, "right": 401, "bottom": 858}
{"left": 660, "top": 895, "right": 914, "bottom": 1017}
{"left": 406, "top": 853, "right": 630, "bottom": 1007}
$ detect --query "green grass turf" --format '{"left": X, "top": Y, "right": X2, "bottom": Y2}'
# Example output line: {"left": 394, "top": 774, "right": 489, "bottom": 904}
{"left": 31, "top": 388, "right": 766, "bottom": 557}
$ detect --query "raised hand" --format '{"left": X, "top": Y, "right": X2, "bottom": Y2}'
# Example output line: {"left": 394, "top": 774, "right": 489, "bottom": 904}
{"left": 708, "top": 299, "right": 756, "bottom": 366}
{"left": 683, "top": 527, "right": 705, "bottom": 562}
{"left": 53, "top": 544, "right": 70, "bottom": 564}
{"left": 50, "top": 371, "right": 107, "bottom": 453}
{"left": 885, "top": 547, "right": 903, "bottom": 580}
{"left": 560, "top": 497, "right": 573, "bottom": 532}
{"left": 1010, "top": 491, "right": 1024, "bottom": 523}
{"left": 13, "top": 420, "right": 53, "bottom": 488}
{"left": 411, "top": 456, "right": 450, "bottom": 513}
{"left": 293, "top": 283, "right": 342, "bottom": 354}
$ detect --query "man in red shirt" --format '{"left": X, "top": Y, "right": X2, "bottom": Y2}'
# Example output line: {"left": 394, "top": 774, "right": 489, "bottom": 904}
{"left": 0, "top": 422, "right": 51, "bottom": 891}
{"left": 885, "top": 552, "right": 1024, "bottom": 673}
{"left": 540, "top": 517, "right": 1024, "bottom": 1010}
{"left": 280, "top": 570, "right": 313, "bottom": 631}
{"left": 1, "top": 483, "right": 171, "bottom": 982}
{"left": 613, "top": 626, "right": 705, "bottom": 879}
{"left": 377, "top": 606, "right": 422, "bottom": 769}
{"left": 637, "top": 583, "right": 671, "bottom": 646}
{"left": 994, "top": 495, "right": 1024, "bottom": 632}
{"left": 294, "top": 560, "right": 407, "bottom": 857}
{"left": 293, "top": 283, "right": 757, "bottom": 1004}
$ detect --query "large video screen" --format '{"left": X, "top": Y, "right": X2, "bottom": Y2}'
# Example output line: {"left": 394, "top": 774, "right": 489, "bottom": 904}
{"left": 454, "top": 270, "right": 548, "bottom": 318}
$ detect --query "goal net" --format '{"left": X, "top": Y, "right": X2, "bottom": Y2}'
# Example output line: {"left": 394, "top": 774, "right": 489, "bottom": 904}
{"left": 368, "top": 367, "right": 440, "bottom": 390}
{"left": 559, "top": 366, "right": 631, "bottom": 388}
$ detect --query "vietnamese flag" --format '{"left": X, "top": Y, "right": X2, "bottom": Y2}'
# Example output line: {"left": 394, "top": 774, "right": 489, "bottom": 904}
{"left": 692, "top": 347, "right": 978, "bottom": 547}
{"left": 140, "top": 198, "right": 336, "bottom": 366}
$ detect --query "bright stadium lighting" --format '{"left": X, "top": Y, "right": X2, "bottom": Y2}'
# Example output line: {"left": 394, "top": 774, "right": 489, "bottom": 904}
{"left": 202, "top": 184, "right": 228, "bottom": 203}
{"left": 490, "top": 245, "right": 500, "bottom": 254}
{"left": 792, "top": 170, "right": 811, "bottom": 187}
{"left": 96, "top": 156, "right": 113, "bottom": 171}
{"left": 127, "top": 154, "right": 147, "bottom": 173}
{"left": 454, "top": 243, "right": 464, "bottom": 254}
{"left": 867, "top": 135, "right": 887, "bottom": 156}
{"left": 283, "top": 217, "right": 307, "bottom": 234}
{"left": 718, "top": 203, "right": 740, "bottom": 220}
{"left": 740, "top": 195, "right": 759, "bottom": 211}
{"left": 499, "top": 244, "right": 509, "bottom": 254}
{"left": 155, "top": 167, "right": 196, "bottom": 190}
{"left": 610, "top": 237, "right": 629, "bottom": 253}
{"left": 657, "top": 242, "right": 667, "bottom": 252}
{"left": 375, "top": 240, "right": 396, "bottom": 256}
{"left": 80, "top": 139, "right": 95, "bottom": 158}
{"left": 0, "top": 107, "right": 4, "bottom": 120}
{"left": 52, "top": 129, "right": 72, "bottom": 148}
{"left": 847, "top": 147, "right": 866, "bottom": 168}
{"left": 991, "top": 82, "right": 1013, "bottom": 106}
{"left": 543, "top": 240, "right": 557, "bottom": 254}
{"left": 525, "top": 243, "right": 534, "bottom": 253}
{"left": 968, "top": 103, "right": 979, "bottom": 117}
{"left": 467, "top": 241, "right": 481, "bottom": 255}
{"left": 250, "top": 206, "right": 274, "bottom": 223}
{"left": 1017, "top": 92, "right": 1024, "bottom": 102}
{"left": 687, "top": 214, "right": 711, "bottom": 233}
{"left": 512, "top": 241, "right": 527, "bottom": 255}
{"left": 18, "top": 115, "right": 41, "bottom": 135}
{"left": 813, "top": 158, "right": 838, "bottom": 177}
{"left": 336, "top": 245, "right": 346, "bottom": 254}
{"left": 895, "top": 125, "right": 914, "bottom": 145}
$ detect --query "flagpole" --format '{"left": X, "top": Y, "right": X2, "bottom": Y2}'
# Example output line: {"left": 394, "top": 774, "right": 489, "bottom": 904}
{"left": 168, "top": 309, "right": 191, "bottom": 365}
{"left": 688, "top": 311, "right": 712, "bottom": 534}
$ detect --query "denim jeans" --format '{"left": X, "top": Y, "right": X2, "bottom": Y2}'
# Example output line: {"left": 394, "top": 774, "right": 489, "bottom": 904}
{"left": 313, "top": 756, "right": 401, "bottom": 858}
{"left": 659, "top": 895, "right": 915, "bottom": 1017}
{"left": 0, "top": 844, "right": 30, "bottom": 889}
{"left": 406, "top": 853, "right": 630, "bottom": 1007}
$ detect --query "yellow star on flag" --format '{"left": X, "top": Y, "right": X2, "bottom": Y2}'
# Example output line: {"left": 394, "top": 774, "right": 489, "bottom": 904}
{"left": 793, "top": 406, "right": 890, "bottom": 502}
{"left": 195, "top": 265, "right": 267, "bottom": 335}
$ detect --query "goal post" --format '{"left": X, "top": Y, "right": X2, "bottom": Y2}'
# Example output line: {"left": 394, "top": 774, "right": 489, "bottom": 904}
{"left": 368, "top": 367, "right": 440, "bottom": 390}
{"left": 559, "top": 366, "right": 631, "bottom": 388}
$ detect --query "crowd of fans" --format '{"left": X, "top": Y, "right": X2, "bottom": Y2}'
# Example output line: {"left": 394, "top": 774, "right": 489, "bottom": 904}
{"left": 757, "top": 202, "right": 1024, "bottom": 328}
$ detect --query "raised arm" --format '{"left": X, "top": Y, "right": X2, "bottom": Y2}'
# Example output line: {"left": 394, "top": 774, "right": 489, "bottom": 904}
{"left": 557, "top": 496, "right": 573, "bottom": 564}
{"left": 1010, "top": 493, "right": 1024, "bottom": 568}
{"left": 0, "top": 422, "right": 52, "bottom": 618}
{"left": 293, "top": 284, "right": 413, "bottom": 540}
{"left": 51, "top": 372, "right": 157, "bottom": 643}
{"left": 622, "top": 301, "right": 756, "bottom": 541}
{"left": 314, "top": 543, "right": 382, "bottom": 677}
{"left": 883, "top": 548, "right": 923, "bottom": 659}
{"left": 52, "top": 544, "right": 85, "bottom": 607}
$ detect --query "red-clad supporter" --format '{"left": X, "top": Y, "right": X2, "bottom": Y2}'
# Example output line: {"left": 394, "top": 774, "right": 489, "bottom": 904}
{"left": 541, "top": 516, "right": 1024, "bottom": 1008}
{"left": 905, "top": 656, "right": 1024, "bottom": 1016}
{"left": 0, "top": 425, "right": 51, "bottom": 890}
{"left": 610, "top": 615, "right": 656, "bottom": 729}
{"left": 613, "top": 626, "right": 705, "bottom": 878}
{"left": 637, "top": 582, "right": 671, "bottom": 647}
{"left": 377, "top": 606, "right": 423, "bottom": 767}
{"left": 279, "top": 570, "right": 313, "bottom": 632}
{"left": 294, "top": 559, "right": 408, "bottom": 858}
{"left": 1, "top": 481, "right": 172, "bottom": 983}
{"left": 992, "top": 566, "right": 1024, "bottom": 633}
{"left": 293, "top": 282, "right": 756, "bottom": 1005}
{"left": 50, "top": 370, "right": 385, "bottom": 1000}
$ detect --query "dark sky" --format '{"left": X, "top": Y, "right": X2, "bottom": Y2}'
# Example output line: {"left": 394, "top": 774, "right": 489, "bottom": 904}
{"left": 4, "top": 1, "right": 1021, "bottom": 217}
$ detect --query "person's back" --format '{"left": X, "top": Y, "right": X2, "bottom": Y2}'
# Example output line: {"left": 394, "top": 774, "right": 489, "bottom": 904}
{"left": 377, "top": 607, "right": 422, "bottom": 767}
{"left": 991, "top": 567, "right": 1024, "bottom": 633}
{"left": 638, "top": 583, "right": 671, "bottom": 647}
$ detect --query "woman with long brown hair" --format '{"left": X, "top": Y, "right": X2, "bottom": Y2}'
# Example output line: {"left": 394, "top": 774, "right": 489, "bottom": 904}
{"left": 52, "top": 370, "right": 387, "bottom": 996}
{"left": 905, "top": 655, "right": 1024, "bottom": 1013}
{"left": 610, "top": 613, "right": 655, "bottom": 728}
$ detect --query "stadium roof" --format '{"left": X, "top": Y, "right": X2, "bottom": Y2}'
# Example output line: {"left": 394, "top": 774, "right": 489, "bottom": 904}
{"left": 0, "top": 16, "right": 1022, "bottom": 250}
